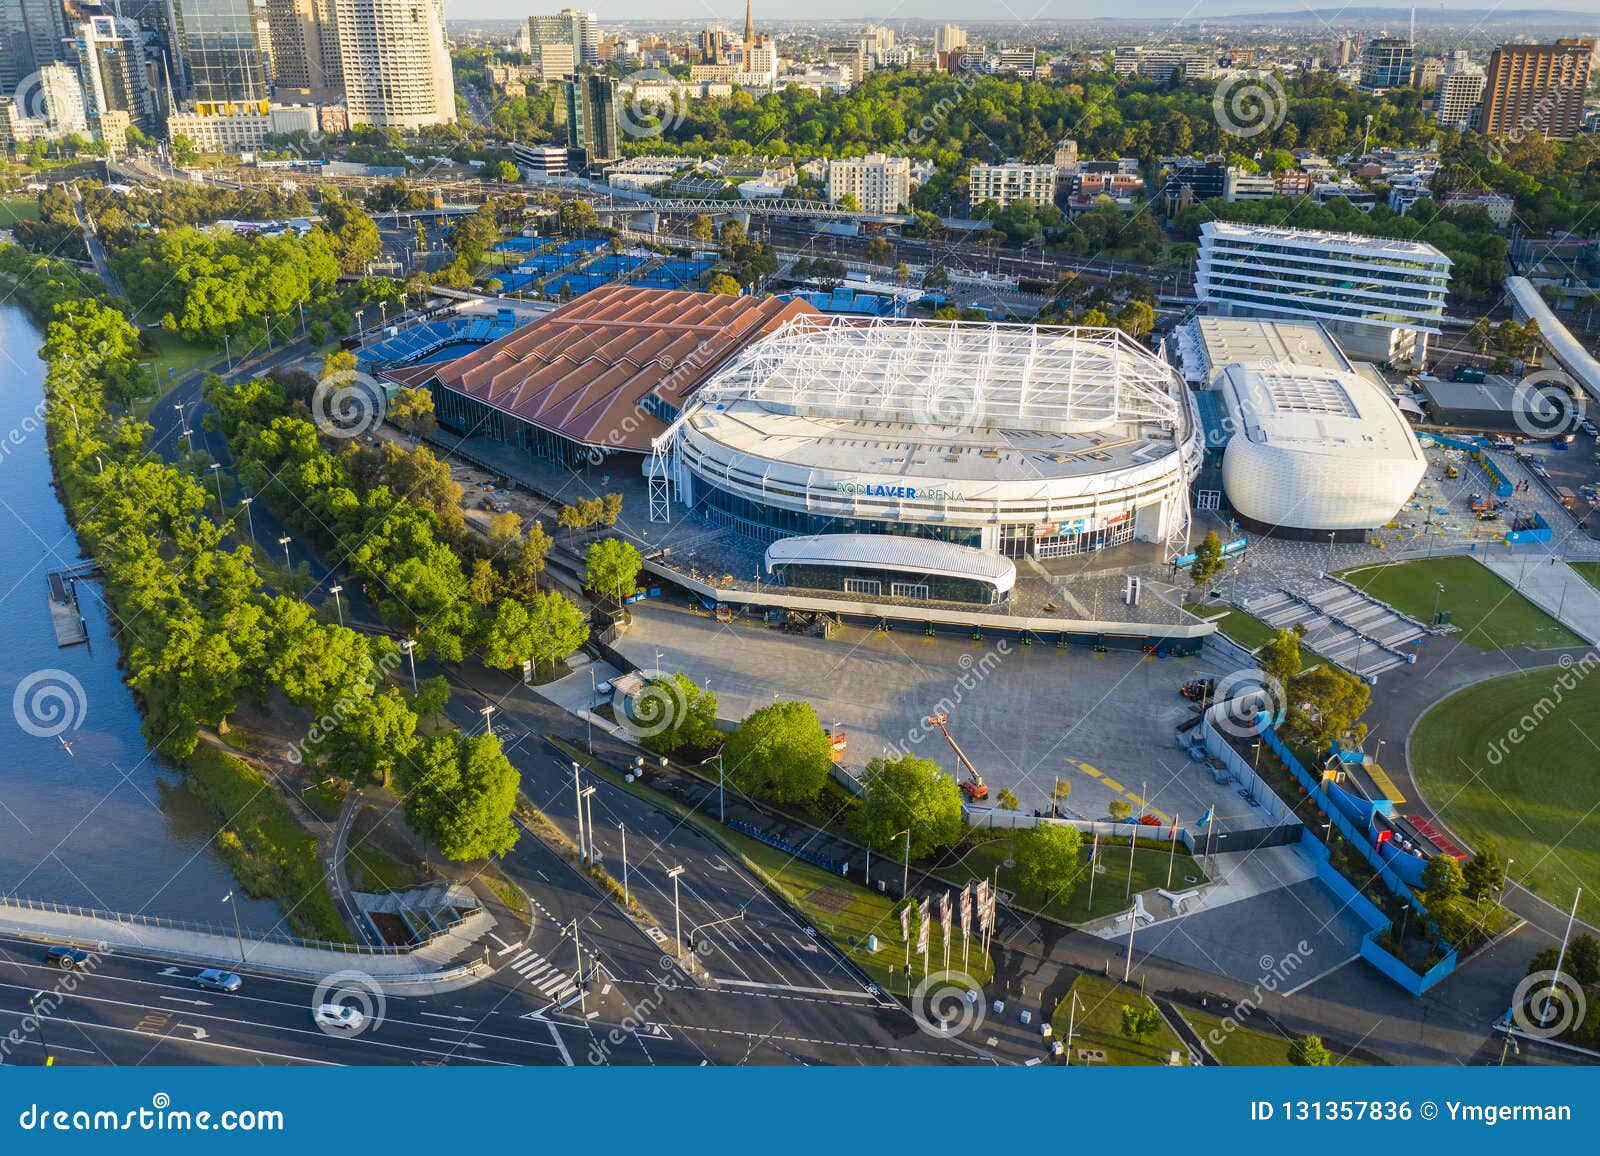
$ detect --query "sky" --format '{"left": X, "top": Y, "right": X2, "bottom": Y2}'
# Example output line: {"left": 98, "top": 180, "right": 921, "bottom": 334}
{"left": 442, "top": 1, "right": 1589, "bottom": 23}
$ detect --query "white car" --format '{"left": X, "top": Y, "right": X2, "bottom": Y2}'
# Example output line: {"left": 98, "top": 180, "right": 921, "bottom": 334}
{"left": 313, "top": 1003, "right": 367, "bottom": 1032}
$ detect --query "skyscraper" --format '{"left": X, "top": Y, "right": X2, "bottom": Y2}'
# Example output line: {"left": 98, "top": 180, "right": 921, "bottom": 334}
{"left": 265, "top": 0, "right": 341, "bottom": 92}
{"left": 529, "top": 9, "right": 597, "bottom": 68}
{"left": 564, "top": 71, "right": 617, "bottom": 165}
{"left": 74, "top": 15, "right": 159, "bottom": 134}
{"left": 334, "top": 0, "right": 454, "bottom": 128}
{"left": 169, "top": 0, "right": 272, "bottom": 108}
{"left": 0, "top": 0, "right": 69, "bottom": 88}
{"left": 1432, "top": 50, "right": 1485, "bottom": 132}
{"left": 1479, "top": 39, "right": 1594, "bottom": 142}
{"left": 1358, "top": 36, "right": 1413, "bottom": 93}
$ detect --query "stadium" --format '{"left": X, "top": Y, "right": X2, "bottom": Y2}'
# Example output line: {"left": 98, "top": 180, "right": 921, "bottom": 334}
{"left": 650, "top": 313, "right": 1205, "bottom": 560}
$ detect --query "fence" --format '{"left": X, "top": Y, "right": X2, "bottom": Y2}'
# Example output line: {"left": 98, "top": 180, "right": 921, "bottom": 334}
{"left": 961, "top": 806, "right": 1198, "bottom": 856}
{"left": 0, "top": 894, "right": 457, "bottom": 957}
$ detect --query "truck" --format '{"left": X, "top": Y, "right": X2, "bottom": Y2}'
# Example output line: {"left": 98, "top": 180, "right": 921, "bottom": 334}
{"left": 1555, "top": 486, "right": 1579, "bottom": 511}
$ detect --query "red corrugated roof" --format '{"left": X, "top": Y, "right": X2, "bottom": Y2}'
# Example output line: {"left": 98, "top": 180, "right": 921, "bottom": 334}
{"left": 415, "top": 285, "right": 817, "bottom": 452}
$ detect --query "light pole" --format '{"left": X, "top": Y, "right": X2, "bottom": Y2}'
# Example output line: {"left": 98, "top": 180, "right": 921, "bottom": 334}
{"left": 329, "top": 584, "right": 344, "bottom": 628}
{"left": 222, "top": 890, "right": 245, "bottom": 965}
{"left": 717, "top": 749, "right": 725, "bottom": 824}
{"left": 1123, "top": 902, "right": 1138, "bottom": 982}
{"left": 580, "top": 785, "right": 596, "bottom": 860}
{"left": 263, "top": 311, "right": 272, "bottom": 351}
{"left": 240, "top": 495, "right": 255, "bottom": 548}
{"left": 208, "top": 461, "right": 223, "bottom": 509}
{"left": 480, "top": 704, "right": 496, "bottom": 738}
{"left": 667, "top": 865, "right": 685, "bottom": 961}
{"left": 894, "top": 827, "right": 912, "bottom": 898}
{"left": 620, "top": 821, "right": 629, "bottom": 905}
{"left": 587, "top": 666, "right": 596, "bottom": 754}
{"left": 1432, "top": 582, "right": 1444, "bottom": 625}
{"left": 223, "top": 333, "right": 232, "bottom": 370}
{"left": 401, "top": 638, "right": 417, "bottom": 691}
{"left": 569, "top": 918, "right": 585, "bottom": 1015}
{"left": 654, "top": 649, "right": 663, "bottom": 679}
{"left": 278, "top": 535, "right": 293, "bottom": 592}
{"left": 1063, "top": 990, "right": 1085, "bottom": 1065}
{"left": 572, "top": 762, "right": 587, "bottom": 861}
{"left": 29, "top": 991, "right": 52, "bottom": 1066}
{"left": 1540, "top": 888, "right": 1583, "bottom": 1030}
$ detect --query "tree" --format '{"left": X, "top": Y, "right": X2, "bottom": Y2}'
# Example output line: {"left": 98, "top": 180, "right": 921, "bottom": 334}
{"left": 721, "top": 700, "right": 832, "bottom": 803}
{"left": 1282, "top": 663, "right": 1370, "bottom": 749}
{"left": 494, "top": 160, "right": 520, "bottom": 183}
{"left": 632, "top": 671, "right": 719, "bottom": 755}
{"left": 1108, "top": 798, "right": 1133, "bottom": 821}
{"left": 585, "top": 537, "right": 643, "bottom": 605}
{"left": 1189, "top": 530, "right": 1226, "bottom": 587}
{"left": 1052, "top": 778, "right": 1072, "bottom": 809}
{"left": 525, "top": 589, "right": 589, "bottom": 670}
{"left": 1287, "top": 1035, "right": 1333, "bottom": 1066}
{"left": 997, "top": 787, "right": 1020, "bottom": 811}
{"left": 487, "top": 510, "right": 523, "bottom": 559}
{"left": 400, "top": 732, "right": 520, "bottom": 860}
{"left": 478, "top": 598, "right": 539, "bottom": 670}
{"left": 1460, "top": 837, "right": 1505, "bottom": 902}
{"left": 1120, "top": 1004, "right": 1163, "bottom": 1043}
{"left": 705, "top": 272, "right": 741, "bottom": 296}
{"left": 388, "top": 386, "right": 437, "bottom": 438}
{"left": 851, "top": 753, "right": 964, "bottom": 859}
{"left": 1013, "top": 823, "right": 1084, "bottom": 900}
{"left": 172, "top": 134, "right": 198, "bottom": 165}
{"left": 688, "top": 215, "right": 715, "bottom": 243}
{"left": 320, "top": 194, "right": 382, "bottom": 274}
{"left": 1258, "top": 627, "right": 1303, "bottom": 692}
{"left": 1421, "top": 853, "right": 1466, "bottom": 910}
{"left": 501, "top": 521, "right": 552, "bottom": 601}
{"left": 922, "top": 265, "right": 951, "bottom": 291}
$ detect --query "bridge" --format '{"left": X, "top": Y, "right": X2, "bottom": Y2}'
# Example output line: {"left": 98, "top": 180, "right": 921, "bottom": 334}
{"left": 588, "top": 197, "right": 913, "bottom": 225}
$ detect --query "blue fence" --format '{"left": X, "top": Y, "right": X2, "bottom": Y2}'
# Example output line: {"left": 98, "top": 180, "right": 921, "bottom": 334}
{"left": 1505, "top": 511, "right": 1552, "bottom": 545}
{"left": 1263, "top": 728, "right": 1457, "bottom": 995}
{"left": 728, "top": 820, "right": 841, "bottom": 875}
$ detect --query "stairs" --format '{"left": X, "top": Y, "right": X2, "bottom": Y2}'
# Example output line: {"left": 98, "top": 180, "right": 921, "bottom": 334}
{"left": 1245, "top": 583, "right": 1425, "bottom": 680}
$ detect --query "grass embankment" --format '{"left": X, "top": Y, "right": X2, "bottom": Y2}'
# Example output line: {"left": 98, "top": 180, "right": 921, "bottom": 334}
{"left": 1410, "top": 666, "right": 1600, "bottom": 927}
{"left": 1184, "top": 601, "right": 1324, "bottom": 669}
{"left": 1338, "top": 555, "right": 1582, "bottom": 650}
{"left": 343, "top": 807, "right": 427, "bottom": 894}
{"left": 552, "top": 737, "right": 991, "bottom": 992}
{"left": 183, "top": 744, "right": 351, "bottom": 942}
{"left": 139, "top": 329, "right": 221, "bottom": 387}
{"left": 0, "top": 197, "right": 40, "bottom": 225}
{"left": 940, "top": 835, "right": 1206, "bottom": 925}
{"left": 1051, "top": 973, "right": 1187, "bottom": 1066}
{"left": 1178, "top": 1007, "right": 1362, "bottom": 1066}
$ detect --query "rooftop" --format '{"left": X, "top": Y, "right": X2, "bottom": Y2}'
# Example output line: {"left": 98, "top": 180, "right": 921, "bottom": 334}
{"left": 1201, "top": 220, "right": 1452, "bottom": 263}
{"left": 765, "top": 534, "right": 1018, "bottom": 594}
{"left": 1180, "top": 317, "right": 1351, "bottom": 384}
{"left": 1217, "top": 362, "right": 1426, "bottom": 466}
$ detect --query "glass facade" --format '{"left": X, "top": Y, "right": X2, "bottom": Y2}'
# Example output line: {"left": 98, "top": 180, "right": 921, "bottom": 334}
{"left": 697, "top": 482, "right": 982, "bottom": 548}
{"left": 773, "top": 562, "right": 1003, "bottom": 606}
{"left": 172, "top": 0, "right": 269, "bottom": 106}
{"left": 429, "top": 381, "right": 604, "bottom": 469}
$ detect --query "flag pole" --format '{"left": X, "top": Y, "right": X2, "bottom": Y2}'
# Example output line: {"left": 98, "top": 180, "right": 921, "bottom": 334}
{"left": 1166, "top": 814, "right": 1180, "bottom": 889}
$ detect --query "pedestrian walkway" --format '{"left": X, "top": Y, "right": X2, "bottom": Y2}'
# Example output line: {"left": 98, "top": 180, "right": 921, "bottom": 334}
{"left": 505, "top": 946, "right": 580, "bottom": 1006}
{"left": 1482, "top": 554, "right": 1600, "bottom": 644}
{"left": 0, "top": 895, "right": 495, "bottom": 994}
{"left": 1245, "top": 583, "right": 1423, "bottom": 678}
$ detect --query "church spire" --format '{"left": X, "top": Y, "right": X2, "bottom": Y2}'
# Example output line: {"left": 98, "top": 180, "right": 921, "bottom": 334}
{"left": 744, "top": 0, "right": 755, "bottom": 50}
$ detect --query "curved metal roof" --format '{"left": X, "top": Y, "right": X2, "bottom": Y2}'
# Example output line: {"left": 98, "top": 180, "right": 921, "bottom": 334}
{"left": 764, "top": 534, "right": 1017, "bottom": 594}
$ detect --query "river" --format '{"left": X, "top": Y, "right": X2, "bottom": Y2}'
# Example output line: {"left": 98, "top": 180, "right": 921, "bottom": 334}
{"left": 0, "top": 303, "right": 281, "bottom": 931}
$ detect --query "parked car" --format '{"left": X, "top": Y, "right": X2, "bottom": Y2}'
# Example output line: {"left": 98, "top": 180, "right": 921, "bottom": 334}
{"left": 313, "top": 1003, "right": 366, "bottom": 1032}
{"left": 195, "top": 968, "right": 243, "bottom": 993}
{"left": 44, "top": 945, "right": 92, "bottom": 969}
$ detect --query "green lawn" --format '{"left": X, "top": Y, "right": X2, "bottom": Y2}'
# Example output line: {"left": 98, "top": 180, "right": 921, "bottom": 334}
{"left": 1179, "top": 1007, "right": 1361, "bottom": 1066}
{"left": 1410, "top": 666, "right": 1600, "bottom": 927}
{"left": 0, "top": 197, "right": 39, "bottom": 225}
{"left": 140, "top": 329, "right": 222, "bottom": 389}
{"left": 1338, "top": 556, "right": 1582, "bottom": 650}
{"left": 940, "top": 835, "right": 1206, "bottom": 925}
{"left": 1185, "top": 602, "right": 1324, "bottom": 668}
{"left": 1570, "top": 562, "right": 1600, "bottom": 596}
{"left": 1051, "top": 973, "right": 1188, "bottom": 1065}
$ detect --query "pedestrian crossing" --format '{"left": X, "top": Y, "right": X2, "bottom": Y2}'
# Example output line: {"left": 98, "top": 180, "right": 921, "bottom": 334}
{"left": 506, "top": 948, "right": 580, "bottom": 1004}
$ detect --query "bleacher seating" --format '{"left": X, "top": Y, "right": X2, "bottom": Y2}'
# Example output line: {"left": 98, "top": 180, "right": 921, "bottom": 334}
{"left": 728, "top": 820, "right": 840, "bottom": 874}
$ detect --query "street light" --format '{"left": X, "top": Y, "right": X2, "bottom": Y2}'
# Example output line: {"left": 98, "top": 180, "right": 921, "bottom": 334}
{"left": 580, "top": 785, "right": 596, "bottom": 860}
{"left": 667, "top": 865, "right": 686, "bottom": 961}
{"left": 1432, "top": 582, "right": 1445, "bottom": 625}
{"left": 29, "top": 991, "right": 52, "bottom": 1065}
{"left": 619, "top": 821, "right": 629, "bottom": 905}
{"left": 572, "top": 761, "right": 587, "bottom": 861}
{"left": 278, "top": 535, "right": 293, "bottom": 592}
{"left": 400, "top": 638, "right": 417, "bottom": 691}
{"left": 222, "top": 890, "right": 245, "bottom": 965}
{"left": 208, "top": 461, "right": 224, "bottom": 509}
{"left": 240, "top": 495, "right": 256, "bottom": 548}
{"left": 480, "top": 703, "right": 496, "bottom": 738}
{"left": 329, "top": 584, "right": 344, "bottom": 628}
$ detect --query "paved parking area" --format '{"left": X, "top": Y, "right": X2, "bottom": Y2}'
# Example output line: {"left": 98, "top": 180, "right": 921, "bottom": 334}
{"left": 615, "top": 601, "right": 1284, "bottom": 827}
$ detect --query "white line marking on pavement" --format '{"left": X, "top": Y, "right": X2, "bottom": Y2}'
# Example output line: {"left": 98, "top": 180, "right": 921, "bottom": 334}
{"left": 549, "top": 1022, "right": 573, "bottom": 1066}
{"left": 714, "top": 979, "right": 874, "bottom": 999}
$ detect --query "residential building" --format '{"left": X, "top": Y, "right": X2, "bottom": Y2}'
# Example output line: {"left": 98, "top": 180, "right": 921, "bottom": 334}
{"left": 826, "top": 153, "right": 910, "bottom": 216}
{"left": 265, "top": 0, "right": 341, "bottom": 91}
{"left": 1411, "top": 55, "right": 1444, "bottom": 90}
{"left": 531, "top": 41, "right": 575, "bottom": 83}
{"left": 1479, "top": 39, "right": 1594, "bottom": 141}
{"left": 1197, "top": 221, "right": 1451, "bottom": 362}
{"left": 969, "top": 161, "right": 1057, "bottom": 209}
{"left": 1054, "top": 138, "right": 1078, "bottom": 174}
{"left": 564, "top": 71, "right": 618, "bottom": 165}
{"left": 1113, "top": 46, "right": 1214, "bottom": 81}
{"left": 334, "top": 0, "right": 454, "bottom": 128}
{"left": 1067, "top": 170, "right": 1145, "bottom": 213}
{"left": 1358, "top": 36, "right": 1413, "bottom": 92}
{"left": 1225, "top": 168, "right": 1276, "bottom": 201}
{"left": 73, "top": 16, "right": 158, "bottom": 136}
{"left": 934, "top": 24, "right": 966, "bottom": 57}
{"left": 1433, "top": 50, "right": 1486, "bottom": 130}
{"left": 528, "top": 8, "right": 597, "bottom": 67}
{"left": 1436, "top": 189, "right": 1515, "bottom": 227}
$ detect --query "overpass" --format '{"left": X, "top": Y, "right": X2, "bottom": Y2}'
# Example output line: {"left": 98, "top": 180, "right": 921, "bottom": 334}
{"left": 1506, "top": 274, "right": 1600, "bottom": 405}
{"left": 588, "top": 196, "right": 913, "bottom": 225}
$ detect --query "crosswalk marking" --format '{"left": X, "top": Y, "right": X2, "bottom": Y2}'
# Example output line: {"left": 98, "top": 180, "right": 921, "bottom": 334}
{"left": 507, "top": 949, "right": 580, "bottom": 1001}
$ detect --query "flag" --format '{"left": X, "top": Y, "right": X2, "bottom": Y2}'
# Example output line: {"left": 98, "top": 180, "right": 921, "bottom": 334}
{"left": 940, "top": 891, "right": 952, "bottom": 940}
{"left": 983, "top": 883, "right": 997, "bottom": 931}
{"left": 916, "top": 900, "right": 930, "bottom": 955}
{"left": 959, "top": 883, "right": 972, "bottom": 937}
{"left": 1197, "top": 806, "right": 1214, "bottom": 829}
{"left": 1090, "top": 829, "right": 1099, "bottom": 867}
{"left": 900, "top": 901, "right": 911, "bottom": 941}
{"left": 976, "top": 880, "right": 992, "bottom": 934}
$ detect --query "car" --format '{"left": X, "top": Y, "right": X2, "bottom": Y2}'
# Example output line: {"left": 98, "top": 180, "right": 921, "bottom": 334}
{"left": 314, "top": 1003, "right": 366, "bottom": 1032}
{"left": 195, "top": 968, "right": 243, "bottom": 992}
{"left": 44, "top": 945, "right": 91, "bottom": 969}
{"left": 594, "top": 679, "right": 613, "bottom": 696}
{"left": 1582, "top": 421, "right": 1597, "bottom": 438}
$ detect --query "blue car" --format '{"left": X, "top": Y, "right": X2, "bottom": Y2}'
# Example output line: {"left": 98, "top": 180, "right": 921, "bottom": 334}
{"left": 43, "top": 945, "right": 92, "bottom": 969}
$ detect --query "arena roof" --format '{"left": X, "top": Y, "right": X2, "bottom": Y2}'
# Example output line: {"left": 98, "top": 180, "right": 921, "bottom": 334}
{"left": 764, "top": 534, "right": 1018, "bottom": 595}
{"left": 1217, "top": 362, "right": 1424, "bottom": 465}
{"left": 420, "top": 285, "right": 817, "bottom": 451}
{"left": 694, "top": 315, "right": 1187, "bottom": 434}
{"left": 1178, "top": 317, "right": 1351, "bottom": 385}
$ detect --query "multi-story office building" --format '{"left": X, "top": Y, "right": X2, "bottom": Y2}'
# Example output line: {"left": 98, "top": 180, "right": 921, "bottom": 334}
{"left": 934, "top": 24, "right": 966, "bottom": 57}
{"left": 1358, "top": 36, "right": 1413, "bottom": 92}
{"left": 1432, "top": 50, "right": 1485, "bottom": 131}
{"left": 993, "top": 48, "right": 1036, "bottom": 78}
{"left": 529, "top": 8, "right": 597, "bottom": 67}
{"left": 969, "top": 161, "right": 1056, "bottom": 209}
{"left": 36, "top": 60, "right": 88, "bottom": 135}
{"left": 74, "top": 16, "right": 158, "bottom": 136}
{"left": 531, "top": 40, "right": 574, "bottom": 83}
{"left": 1197, "top": 221, "right": 1451, "bottom": 363}
{"left": 0, "top": 0, "right": 69, "bottom": 88}
{"left": 826, "top": 152, "right": 910, "bottom": 216}
{"left": 335, "top": 0, "right": 454, "bottom": 128}
{"left": 265, "top": 0, "right": 341, "bottom": 92}
{"left": 564, "top": 71, "right": 618, "bottom": 165}
{"left": 1479, "top": 39, "right": 1594, "bottom": 141}
{"left": 1160, "top": 156, "right": 1227, "bottom": 214}
{"left": 1411, "top": 55, "right": 1444, "bottom": 90}
{"left": 170, "top": 0, "right": 272, "bottom": 109}
{"left": 1113, "top": 45, "right": 1214, "bottom": 81}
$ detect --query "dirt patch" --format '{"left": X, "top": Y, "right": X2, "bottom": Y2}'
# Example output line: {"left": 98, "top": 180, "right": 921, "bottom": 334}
{"left": 804, "top": 885, "right": 852, "bottom": 915}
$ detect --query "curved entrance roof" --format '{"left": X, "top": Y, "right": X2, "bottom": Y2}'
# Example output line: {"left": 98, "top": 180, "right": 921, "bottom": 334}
{"left": 764, "top": 534, "right": 1017, "bottom": 595}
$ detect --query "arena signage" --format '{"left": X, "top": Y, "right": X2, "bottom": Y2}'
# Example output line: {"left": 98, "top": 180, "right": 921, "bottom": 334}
{"left": 835, "top": 481, "right": 966, "bottom": 502}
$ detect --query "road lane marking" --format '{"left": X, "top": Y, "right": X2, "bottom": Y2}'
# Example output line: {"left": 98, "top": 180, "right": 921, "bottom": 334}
{"left": 548, "top": 1022, "right": 573, "bottom": 1066}
{"left": 714, "top": 979, "right": 874, "bottom": 999}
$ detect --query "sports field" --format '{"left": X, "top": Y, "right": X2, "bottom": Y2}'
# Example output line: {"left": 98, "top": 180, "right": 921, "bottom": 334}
{"left": 1410, "top": 664, "right": 1600, "bottom": 927}
{"left": 1338, "top": 555, "right": 1582, "bottom": 650}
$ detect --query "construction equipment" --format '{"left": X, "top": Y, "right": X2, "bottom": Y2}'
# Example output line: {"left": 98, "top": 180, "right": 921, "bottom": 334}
{"left": 825, "top": 729, "right": 847, "bottom": 761}
{"left": 925, "top": 711, "right": 989, "bottom": 801}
